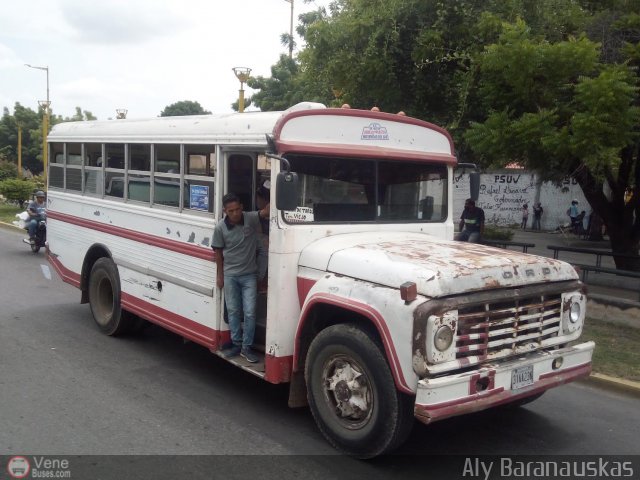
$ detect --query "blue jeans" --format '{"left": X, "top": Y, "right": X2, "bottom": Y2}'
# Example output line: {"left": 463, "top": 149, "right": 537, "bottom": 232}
{"left": 27, "top": 217, "right": 44, "bottom": 237}
{"left": 224, "top": 273, "right": 257, "bottom": 348}
{"left": 456, "top": 229, "right": 481, "bottom": 243}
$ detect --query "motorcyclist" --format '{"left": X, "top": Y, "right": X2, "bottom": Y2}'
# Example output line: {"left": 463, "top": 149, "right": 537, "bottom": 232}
{"left": 26, "top": 191, "right": 46, "bottom": 244}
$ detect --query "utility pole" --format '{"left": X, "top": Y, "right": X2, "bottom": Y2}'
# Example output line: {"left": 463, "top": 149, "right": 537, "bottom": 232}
{"left": 25, "top": 64, "right": 50, "bottom": 179}
{"left": 17, "top": 122, "right": 23, "bottom": 178}
{"left": 285, "top": 0, "right": 294, "bottom": 58}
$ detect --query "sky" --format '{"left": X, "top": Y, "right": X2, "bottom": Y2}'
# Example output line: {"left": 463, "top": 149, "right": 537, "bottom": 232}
{"left": 0, "top": 0, "right": 331, "bottom": 120}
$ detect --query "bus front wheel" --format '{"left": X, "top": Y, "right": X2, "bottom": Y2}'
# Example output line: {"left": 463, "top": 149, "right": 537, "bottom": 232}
{"left": 305, "top": 323, "right": 414, "bottom": 458}
{"left": 88, "top": 257, "right": 134, "bottom": 336}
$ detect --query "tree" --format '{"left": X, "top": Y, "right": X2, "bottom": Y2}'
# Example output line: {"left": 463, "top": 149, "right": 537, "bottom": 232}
{"left": 248, "top": 55, "right": 303, "bottom": 111}
{"left": 0, "top": 158, "right": 17, "bottom": 181}
{"left": 0, "top": 104, "right": 99, "bottom": 176}
{"left": 0, "top": 178, "right": 36, "bottom": 208}
{"left": 62, "top": 107, "right": 97, "bottom": 122}
{"left": 160, "top": 101, "right": 211, "bottom": 117}
{"left": 465, "top": 20, "right": 640, "bottom": 269}
{"left": 0, "top": 104, "right": 42, "bottom": 174}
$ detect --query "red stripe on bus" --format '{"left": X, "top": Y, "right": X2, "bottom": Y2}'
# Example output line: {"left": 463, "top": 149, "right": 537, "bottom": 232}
{"left": 294, "top": 292, "right": 413, "bottom": 394}
{"left": 48, "top": 251, "right": 297, "bottom": 384}
{"left": 47, "top": 210, "right": 215, "bottom": 261}
{"left": 415, "top": 362, "right": 591, "bottom": 424}
{"left": 275, "top": 141, "right": 457, "bottom": 164}
{"left": 121, "top": 292, "right": 219, "bottom": 347}
{"left": 48, "top": 252, "right": 81, "bottom": 288}
{"left": 296, "top": 276, "right": 317, "bottom": 308}
{"left": 265, "top": 354, "right": 293, "bottom": 384}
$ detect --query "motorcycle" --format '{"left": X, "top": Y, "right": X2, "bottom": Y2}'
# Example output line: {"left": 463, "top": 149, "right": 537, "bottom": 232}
{"left": 14, "top": 209, "right": 47, "bottom": 253}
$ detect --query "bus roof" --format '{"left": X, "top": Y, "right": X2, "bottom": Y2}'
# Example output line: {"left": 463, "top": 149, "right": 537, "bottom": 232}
{"left": 48, "top": 102, "right": 456, "bottom": 163}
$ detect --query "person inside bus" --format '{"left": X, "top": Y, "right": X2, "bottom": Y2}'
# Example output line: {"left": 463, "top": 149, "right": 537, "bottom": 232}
{"left": 212, "top": 193, "right": 267, "bottom": 364}
{"left": 255, "top": 181, "right": 271, "bottom": 293}
{"left": 27, "top": 191, "right": 47, "bottom": 243}
{"left": 255, "top": 180, "right": 271, "bottom": 235}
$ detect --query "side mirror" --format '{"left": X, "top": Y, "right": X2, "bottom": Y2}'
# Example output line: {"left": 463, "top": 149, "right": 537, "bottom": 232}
{"left": 276, "top": 171, "right": 299, "bottom": 211}
{"left": 469, "top": 172, "right": 480, "bottom": 202}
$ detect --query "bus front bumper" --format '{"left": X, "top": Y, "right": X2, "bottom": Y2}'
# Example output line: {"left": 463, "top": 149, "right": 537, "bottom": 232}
{"left": 414, "top": 341, "right": 595, "bottom": 425}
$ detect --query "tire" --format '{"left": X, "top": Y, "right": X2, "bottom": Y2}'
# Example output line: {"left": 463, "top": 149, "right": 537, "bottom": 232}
{"left": 30, "top": 243, "right": 40, "bottom": 253}
{"left": 305, "top": 323, "right": 414, "bottom": 458}
{"left": 88, "top": 257, "right": 135, "bottom": 336}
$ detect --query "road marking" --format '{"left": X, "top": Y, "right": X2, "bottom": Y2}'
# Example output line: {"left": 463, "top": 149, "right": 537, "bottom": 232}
{"left": 41, "top": 264, "right": 52, "bottom": 280}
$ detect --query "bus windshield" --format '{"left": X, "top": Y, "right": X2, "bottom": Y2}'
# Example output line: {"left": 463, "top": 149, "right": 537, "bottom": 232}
{"left": 283, "top": 155, "right": 448, "bottom": 223}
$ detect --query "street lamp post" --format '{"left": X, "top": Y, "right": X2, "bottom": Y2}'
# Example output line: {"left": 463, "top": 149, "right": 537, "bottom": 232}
{"left": 17, "top": 122, "right": 23, "bottom": 178}
{"left": 232, "top": 67, "right": 252, "bottom": 113}
{"left": 25, "top": 64, "right": 50, "bottom": 179}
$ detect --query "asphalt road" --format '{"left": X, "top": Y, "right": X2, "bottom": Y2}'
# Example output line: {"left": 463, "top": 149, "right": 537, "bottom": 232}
{"left": 0, "top": 224, "right": 638, "bottom": 479}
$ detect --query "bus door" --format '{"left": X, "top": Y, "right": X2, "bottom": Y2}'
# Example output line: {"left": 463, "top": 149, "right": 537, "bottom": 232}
{"left": 223, "top": 152, "right": 269, "bottom": 347}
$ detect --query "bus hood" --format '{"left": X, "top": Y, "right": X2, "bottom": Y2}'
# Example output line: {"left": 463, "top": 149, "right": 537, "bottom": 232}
{"left": 298, "top": 232, "right": 577, "bottom": 298}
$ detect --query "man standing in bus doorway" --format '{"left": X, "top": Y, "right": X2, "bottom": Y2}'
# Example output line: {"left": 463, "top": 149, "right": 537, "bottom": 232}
{"left": 212, "top": 193, "right": 268, "bottom": 363}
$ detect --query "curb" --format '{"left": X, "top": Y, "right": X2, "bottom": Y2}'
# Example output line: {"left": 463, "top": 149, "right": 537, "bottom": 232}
{"left": 0, "top": 220, "right": 22, "bottom": 230}
{"left": 581, "top": 373, "right": 640, "bottom": 398}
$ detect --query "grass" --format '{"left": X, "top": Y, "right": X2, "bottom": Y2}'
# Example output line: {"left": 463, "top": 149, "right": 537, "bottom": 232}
{"left": 0, "top": 203, "right": 22, "bottom": 224}
{"left": 581, "top": 317, "right": 640, "bottom": 382}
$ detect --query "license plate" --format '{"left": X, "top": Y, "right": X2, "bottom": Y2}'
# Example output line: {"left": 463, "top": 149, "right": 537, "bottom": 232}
{"left": 512, "top": 365, "right": 534, "bottom": 390}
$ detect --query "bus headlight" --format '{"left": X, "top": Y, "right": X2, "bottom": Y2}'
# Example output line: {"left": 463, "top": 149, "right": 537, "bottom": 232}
{"left": 570, "top": 302, "right": 581, "bottom": 323}
{"left": 426, "top": 311, "right": 457, "bottom": 363}
{"left": 562, "top": 293, "right": 585, "bottom": 334}
{"left": 435, "top": 325, "right": 454, "bottom": 351}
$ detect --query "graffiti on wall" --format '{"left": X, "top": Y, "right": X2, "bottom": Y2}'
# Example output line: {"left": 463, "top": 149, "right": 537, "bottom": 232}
{"left": 454, "top": 171, "right": 588, "bottom": 229}
{"left": 479, "top": 174, "right": 536, "bottom": 225}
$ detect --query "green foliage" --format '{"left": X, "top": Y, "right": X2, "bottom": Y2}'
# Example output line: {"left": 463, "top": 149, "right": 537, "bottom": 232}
{"left": 59, "top": 107, "right": 97, "bottom": 122}
{"left": 0, "top": 178, "right": 37, "bottom": 205}
{"left": 0, "top": 103, "right": 42, "bottom": 174}
{"left": 248, "top": 55, "right": 303, "bottom": 111}
{"left": 0, "top": 203, "right": 22, "bottom": 224}
{"left": 482, "top": 225, "right": 514, "bottom": 241}
{"left": 0, "top": 159, "right": 17, "bottom": 181}
{"left": 160, "top": 101, "right": 211, "bottom": 117}
{"left": 465, "top": 22, "right": 639, "bottom": 180}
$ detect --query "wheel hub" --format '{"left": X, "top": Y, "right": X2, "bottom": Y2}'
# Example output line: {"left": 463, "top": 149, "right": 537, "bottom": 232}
{"left": 324, "top": 358, "right": 372, "bottom": 424}
{"left": 334, "top": 380, "right": 351, "bottom": 402}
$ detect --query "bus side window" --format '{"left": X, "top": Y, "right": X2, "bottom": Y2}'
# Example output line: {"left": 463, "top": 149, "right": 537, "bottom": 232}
{"left": 184, "top": 145, "right": 216, "bottom": 214}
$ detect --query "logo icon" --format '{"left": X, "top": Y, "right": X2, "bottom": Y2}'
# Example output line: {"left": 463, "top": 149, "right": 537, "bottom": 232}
{"left": 7, "top": 456, "right": 30, "bottom": 479}
{"left": 361, "top": 122, "right": 389, "bottom": 141}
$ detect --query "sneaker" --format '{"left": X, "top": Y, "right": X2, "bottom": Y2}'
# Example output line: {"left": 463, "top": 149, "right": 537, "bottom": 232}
{"left": 223, "top": 344, "right": 241, "bottom": 358}
{"left": 241, "top": 347, "right": 259, "bottom": 363}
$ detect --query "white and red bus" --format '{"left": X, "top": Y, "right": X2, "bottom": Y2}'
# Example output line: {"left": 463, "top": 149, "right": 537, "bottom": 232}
{"left": 46, "top": 103, "right": 594, "bottom": 457}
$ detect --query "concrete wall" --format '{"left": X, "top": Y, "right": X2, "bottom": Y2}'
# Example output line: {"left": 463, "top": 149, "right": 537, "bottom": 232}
{"left": 453, "top": 171, "right": 589, "bottom": 230}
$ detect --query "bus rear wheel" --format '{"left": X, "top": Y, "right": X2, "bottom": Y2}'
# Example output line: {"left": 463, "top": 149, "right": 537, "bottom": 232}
{"left": 305, "top": 323, "right": 414, "bottom": 458}
{"left": 88, "top": 257, "right": 135, "bottom": 336}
